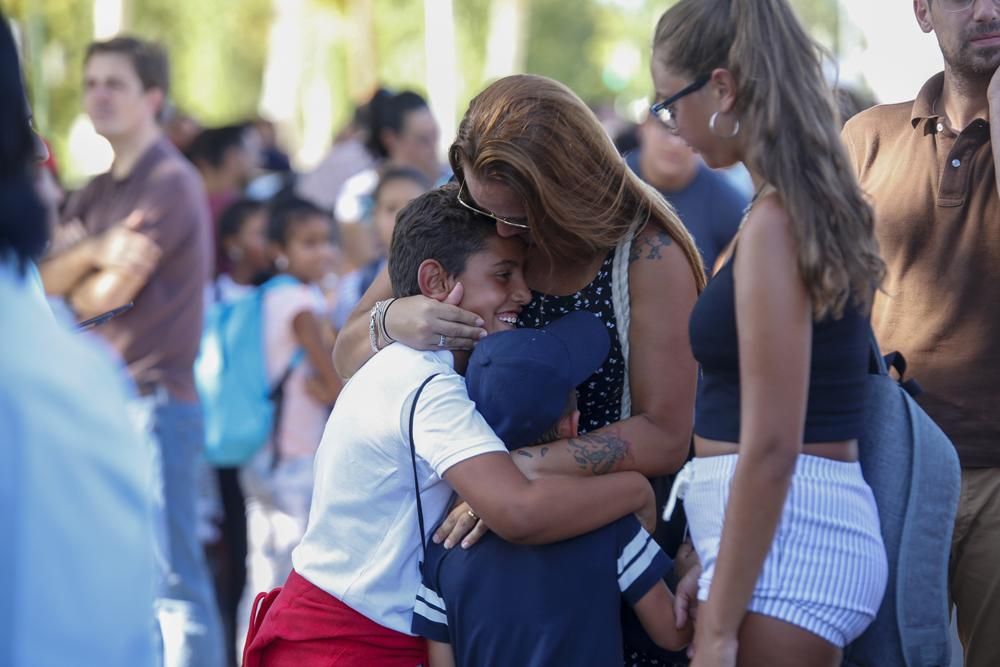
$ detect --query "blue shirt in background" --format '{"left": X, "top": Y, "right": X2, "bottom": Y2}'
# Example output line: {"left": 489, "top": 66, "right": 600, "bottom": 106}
{"left": 626, "top": 150, "right": 749, "bottom": 274}
{"left": 412, "top": 514, "right": 670, "bottom": 667}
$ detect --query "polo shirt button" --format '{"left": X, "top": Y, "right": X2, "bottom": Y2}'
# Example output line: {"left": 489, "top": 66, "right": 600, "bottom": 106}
{"left": 951, "top": 159, "right": 961, "bottom": 168}
{"left": 937, "top": 123, "right": 945, "bottom": 132}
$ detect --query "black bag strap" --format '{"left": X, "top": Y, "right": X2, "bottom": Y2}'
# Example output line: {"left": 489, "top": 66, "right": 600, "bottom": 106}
{"left": 868, "top": 326, "right": 923, "bottom": 398}
{"left": 409, "top": 373, "right": 441, "bottom": 559}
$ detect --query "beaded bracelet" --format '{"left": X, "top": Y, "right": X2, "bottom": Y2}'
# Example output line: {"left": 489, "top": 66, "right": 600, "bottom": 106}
{"left": 369, "top": 298, "right": 398, "bottom": 352}
{"left": 368, "top": 303, "right": 381, "bottom": 353}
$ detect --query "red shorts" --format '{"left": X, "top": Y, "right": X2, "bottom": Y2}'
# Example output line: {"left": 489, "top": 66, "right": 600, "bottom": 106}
{"left": 243, "top": 569, "right": 428, "bottom": 667}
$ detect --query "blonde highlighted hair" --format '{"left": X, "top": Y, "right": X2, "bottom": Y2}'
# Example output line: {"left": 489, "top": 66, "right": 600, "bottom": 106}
{"left": 653, "top": 0, "right": 884, "bottom": 318}
{"left": 449, "top": 74, "right": 705, "bottom": 290}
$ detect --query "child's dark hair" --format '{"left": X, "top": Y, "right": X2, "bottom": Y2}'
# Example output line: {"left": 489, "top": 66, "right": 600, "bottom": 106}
{"left": 186, "top": 124, "right": 249, "bottom": 168}
{"left": 268, "top": 195, "right": 332, "bottom": 246}
{"left": 218, "top": 198, "right": 265, "bottom": 242}
{"left": 373, "top": 166, "right": 431, "bottom": 203}
{"left": 366, "top": 89, "right": 429, "bottom": 159}
{"left": 533, "top": 391, "right": 578, "bottom": 447}
{"left": 388, "top": 183, "right": 496, "bottom": 298}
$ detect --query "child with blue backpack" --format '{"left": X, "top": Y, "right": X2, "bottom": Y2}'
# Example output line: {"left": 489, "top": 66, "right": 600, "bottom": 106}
{"left": 412, "top": 311, "right": 694, "bottom": 666}
{"left": 240, "top": 196, "right": 344, "bottom": 605}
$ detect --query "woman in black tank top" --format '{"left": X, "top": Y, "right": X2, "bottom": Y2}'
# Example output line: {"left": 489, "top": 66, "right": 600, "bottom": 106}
{"left": 652, "top": 1, "right": 888, "bottom": 666}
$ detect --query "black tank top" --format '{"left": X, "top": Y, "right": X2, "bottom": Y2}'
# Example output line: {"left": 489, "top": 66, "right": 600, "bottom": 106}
{"left": 689, "top": 248, "right": 869, "bottom": 444}
{"left": 518, "top": 249, "right": 625, "bottom": 433}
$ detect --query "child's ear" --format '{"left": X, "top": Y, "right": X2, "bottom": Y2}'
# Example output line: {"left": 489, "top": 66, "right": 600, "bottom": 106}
{"left": 556, "top": 410, "right": 581, "bottom": 440}
{"left": 416, "top": 259, "right": 456, "bottom": 302}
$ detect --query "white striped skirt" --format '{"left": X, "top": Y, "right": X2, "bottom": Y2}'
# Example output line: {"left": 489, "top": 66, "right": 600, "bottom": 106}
{"left": 680, "top": 453, "right": 888, "bottom": 647}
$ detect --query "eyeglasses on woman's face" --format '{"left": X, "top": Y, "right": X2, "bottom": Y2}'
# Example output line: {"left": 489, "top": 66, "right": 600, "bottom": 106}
{"left": 650, "top": 74, "right": 710, "bottom": 132}
{"left": 456, "top": 180, "right": 531, "bottom": 231}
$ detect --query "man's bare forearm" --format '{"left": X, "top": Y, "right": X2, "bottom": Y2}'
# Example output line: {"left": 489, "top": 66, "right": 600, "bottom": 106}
{"left": 40, "top": 239, "right": 97, "bottom": 297}
{"left": 69, "top": 269, "right": 147, "bottom": 320}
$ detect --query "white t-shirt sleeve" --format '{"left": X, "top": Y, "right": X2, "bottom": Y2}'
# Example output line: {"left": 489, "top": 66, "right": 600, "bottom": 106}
{"left": 410, "top": 372, "right": 506, "bottom": 476}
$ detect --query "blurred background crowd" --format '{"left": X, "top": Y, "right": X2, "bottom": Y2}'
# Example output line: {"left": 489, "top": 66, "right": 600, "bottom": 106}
{"left": 10, "top": 0, "right": 942, "bottom": 190}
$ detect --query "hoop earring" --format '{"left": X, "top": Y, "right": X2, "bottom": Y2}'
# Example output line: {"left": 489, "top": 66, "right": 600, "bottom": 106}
{"left": 709, "top": 112, "right": 740, "bottom": 139}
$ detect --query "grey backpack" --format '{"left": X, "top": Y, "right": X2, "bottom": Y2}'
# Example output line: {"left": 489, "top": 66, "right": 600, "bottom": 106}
{"left": 843, "top": 335, "right": 961, "bottom": 667}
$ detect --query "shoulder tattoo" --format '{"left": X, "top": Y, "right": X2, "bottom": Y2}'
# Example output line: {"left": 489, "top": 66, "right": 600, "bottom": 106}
{"left": 629, "top": 230, "right": 674, "bottom": 263}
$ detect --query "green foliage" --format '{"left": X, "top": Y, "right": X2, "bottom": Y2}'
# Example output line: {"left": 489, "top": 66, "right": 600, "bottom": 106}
{"left": 372, "top": 0, "right": 427, "bottom": 92}
{"left": 789, "top": 0, "right": 839, "bottom": 50}
{"left": 6, "top": 0, "right": 92, "bottom": 175}
{"left": 11, "top": 0, "right": 840, "bottom": 174}
{"left": 524, "top": 0, "right": 599, "bottom": 100}
{"left": 128, "top": 0, "right": 271, "bottom": 124}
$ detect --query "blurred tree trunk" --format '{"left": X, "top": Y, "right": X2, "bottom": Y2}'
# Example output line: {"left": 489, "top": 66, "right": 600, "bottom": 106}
{"left": 344, "top": 0, "right": 377, "bottom": 103}
{"left": 423, "top": 0, "right": 457, "bottom": 160}
{"left": 483, "top": 0, "right": 529, "bottom": 80}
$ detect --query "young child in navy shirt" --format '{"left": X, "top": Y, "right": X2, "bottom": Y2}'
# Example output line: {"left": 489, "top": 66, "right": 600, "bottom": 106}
{"left": 412, "top": 311, "right": 693, "bottom": 667}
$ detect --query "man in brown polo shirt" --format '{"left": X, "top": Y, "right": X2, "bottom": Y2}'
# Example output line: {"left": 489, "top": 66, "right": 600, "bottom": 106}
{"left": 40, "top": 37, "right": 222, "bottom": 667}
{"left": 842, "top": 1, "right": 1000, "bottom": 665}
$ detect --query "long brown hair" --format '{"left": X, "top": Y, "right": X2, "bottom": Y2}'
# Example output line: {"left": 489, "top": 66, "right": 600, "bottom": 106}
{"left": 449, "top": 74, "right": 705, "bottom": 289}
{"left": 653, "top": 0, "right": 884, "bottom": 318}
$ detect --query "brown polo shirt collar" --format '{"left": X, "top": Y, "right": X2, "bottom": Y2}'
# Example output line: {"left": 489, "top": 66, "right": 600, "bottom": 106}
{"left": 911, "top": 72, "right": 944, "bottom": 128}
{"left": 908, "top": 72, "right": 991, "bottom": 207}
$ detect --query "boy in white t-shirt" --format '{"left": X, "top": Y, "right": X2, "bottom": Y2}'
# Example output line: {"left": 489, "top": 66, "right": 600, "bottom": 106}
{"left": 242, "top": 184, "right": 656, "bottom": 667}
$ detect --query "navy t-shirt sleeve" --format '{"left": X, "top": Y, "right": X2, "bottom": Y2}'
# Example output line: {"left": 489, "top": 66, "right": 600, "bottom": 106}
{"left": 411, "top": 548, "right": 451, "bottom": 642}
{"left": 709, "top": 173, "right": 750, "bottom": 253}
{"left": 616, "top": 515, "right": 671, "bottom": 606}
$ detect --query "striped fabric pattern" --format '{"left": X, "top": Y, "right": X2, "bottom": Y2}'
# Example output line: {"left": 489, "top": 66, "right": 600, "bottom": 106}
{"left": 414, "top": 583, "right": 448, "bottom": 628}
{"left": 617, "top": 528, "right": 662, "bottom": 595}
{"left": 683, "top": 453, "right": 888, "bottom": 647}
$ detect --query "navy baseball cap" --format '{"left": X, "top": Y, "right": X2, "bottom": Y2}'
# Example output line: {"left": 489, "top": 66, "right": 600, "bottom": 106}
{"left": 465, "top": 311, "right": 611, "bottom": 450}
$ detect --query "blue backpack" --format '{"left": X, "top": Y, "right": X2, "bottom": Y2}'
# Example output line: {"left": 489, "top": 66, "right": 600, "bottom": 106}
{"left": 196, "top": 275, "right": 304, "bottom": 466}
{"left": 843, "top": 334, "right": 961, "bottom": 667}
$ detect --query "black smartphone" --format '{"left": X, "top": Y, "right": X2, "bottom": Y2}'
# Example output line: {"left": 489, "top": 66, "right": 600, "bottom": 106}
{"left": 75, "top": 302, "right": 134, "bottom": 332}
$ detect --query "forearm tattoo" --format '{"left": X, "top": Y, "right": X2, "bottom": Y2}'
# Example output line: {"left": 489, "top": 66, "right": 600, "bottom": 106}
{"left": 515, "top": 446, "right": 550, "bottom": 459}
{"left": 629, "top": 230, "right": 674, "bottom": 263}
{"left": 567, "top": 432, "right": 632, "bottom": 475}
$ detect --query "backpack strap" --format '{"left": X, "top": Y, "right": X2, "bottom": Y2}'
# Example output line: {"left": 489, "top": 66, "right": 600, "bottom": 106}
{"left": 864, "top": 325, "right": 959, "bottom": 665}
{"left": 409, "top": 373, "right": 441, "bottom": 559}
{"left": 612, "top": 216, "right": 643, "bottom": 421}
{"left": 260, "top": 273, "right": 309, "bottom": 469}
{"left": 265, "top": 349, "right": 304, "bottom": 470}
